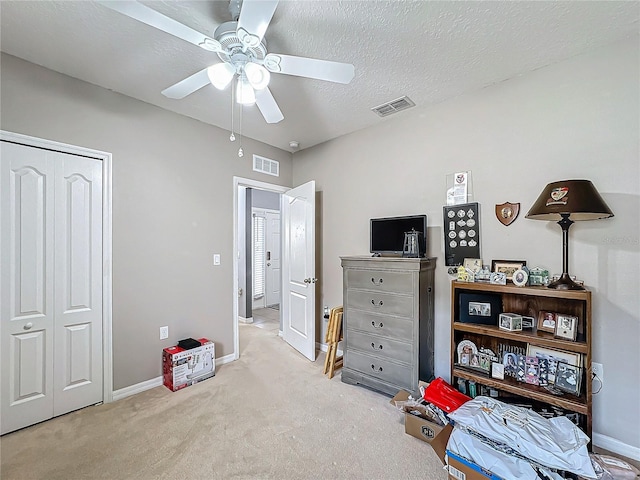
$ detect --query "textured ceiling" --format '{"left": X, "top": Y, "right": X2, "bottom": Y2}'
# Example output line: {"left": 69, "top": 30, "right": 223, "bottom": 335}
{"left": 1, "top": 1, "right": 638, "bottom": 152}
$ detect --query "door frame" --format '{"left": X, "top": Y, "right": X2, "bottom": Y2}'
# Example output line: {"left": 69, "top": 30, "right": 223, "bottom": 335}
{"left": 0, "top": 130, "right": 114, "bottom": 404}
{"left": 232, "top": 176, "right": 288, "bottom": 360}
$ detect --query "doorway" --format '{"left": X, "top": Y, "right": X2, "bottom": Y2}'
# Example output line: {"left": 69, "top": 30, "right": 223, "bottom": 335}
{"left": 252, "top": 208, "right": 281, "bottom": 312}
{"left": 233, "top": 177, "right": 288, "bottom": 361}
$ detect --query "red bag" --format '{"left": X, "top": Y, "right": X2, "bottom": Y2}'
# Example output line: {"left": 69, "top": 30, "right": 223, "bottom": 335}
{"left": 422, "top": 377, "right": 471, "bottom": 413}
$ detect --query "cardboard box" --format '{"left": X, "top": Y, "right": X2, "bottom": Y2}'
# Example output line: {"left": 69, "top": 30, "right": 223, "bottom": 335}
{"left": 430, "top": 424, "right": 504, "bottom": 480}
{"left": 162, "top": 338, "right": 215, "bottom": 392}
{"left": 391, "top": 387, "right": 445, "bottom": 444}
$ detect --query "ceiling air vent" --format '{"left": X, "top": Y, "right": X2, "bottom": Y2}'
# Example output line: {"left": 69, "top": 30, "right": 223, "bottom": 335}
{"left": 253, "top": 155, "right": 279, "bottom": 177}
{"left": 371, "top": 96, "right": 416, "bottom": 117}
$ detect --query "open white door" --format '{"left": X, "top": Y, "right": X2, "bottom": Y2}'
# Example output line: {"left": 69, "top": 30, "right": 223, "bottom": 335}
{"left": 282, "top": 181, "right": 316, "bottom": 360}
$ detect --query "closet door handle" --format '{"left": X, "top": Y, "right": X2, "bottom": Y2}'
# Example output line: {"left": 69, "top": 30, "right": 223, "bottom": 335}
{"left": 23, "top": 322, "right": 33, "bottom": 330}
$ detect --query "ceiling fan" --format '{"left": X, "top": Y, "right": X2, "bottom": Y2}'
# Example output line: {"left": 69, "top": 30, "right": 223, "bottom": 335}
{"left": 98, "top": 0, "right": 355, "bottom": 125}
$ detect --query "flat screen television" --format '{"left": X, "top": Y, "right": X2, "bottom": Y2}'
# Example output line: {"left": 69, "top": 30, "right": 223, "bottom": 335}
{"left": 370, "top": 214, "right": 427, "bottom": 256}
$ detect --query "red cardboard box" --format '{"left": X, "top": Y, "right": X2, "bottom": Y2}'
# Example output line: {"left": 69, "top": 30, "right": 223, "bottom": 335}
{"left": 162, "top": 338, "right": 215, "bottom": 392}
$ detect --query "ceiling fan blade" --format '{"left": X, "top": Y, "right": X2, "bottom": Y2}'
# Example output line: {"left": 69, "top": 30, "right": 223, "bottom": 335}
{"left": 161, "top": 68, "right": 211, "bottom": 99}
{"left": 97, "top": 1, "right": 221, "bottom": 52}
{"left": 255, "top": 88, "right": 284, "bottom": 124}
{"left": 263, "top": 54, "right": 355, "bottom": 84}
{"left": 236, "top": 0, "right": 278, "bottom": 48}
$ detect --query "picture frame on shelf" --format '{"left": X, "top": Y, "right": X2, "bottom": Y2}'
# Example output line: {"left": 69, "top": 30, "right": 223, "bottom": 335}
{"left": 459, "top": 293, "right": 502, "bottom": 325}
{"left": 463, "top": 258, "right": 483, "bottom": 276}
{"left": 491, "top": 259, "right": 527, "bottom": 281}
{"left": 526, "top": 345, "right": 582, "bottom": 384}
{"left": 554, "top": 361, "right": 583, "bottom": 396}
{"left": 456, "top": 339, "right": 478, "bottom": 363}
{"left": 537, "top": 311, "right": 557, "bottom": 333}
{"left": 555, "top": 314, "right": 579, "bottom": 341}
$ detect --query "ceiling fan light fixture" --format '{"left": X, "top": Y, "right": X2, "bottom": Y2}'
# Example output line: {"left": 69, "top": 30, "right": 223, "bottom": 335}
{"left": 236, "top": 76, "right": 256, "bottom": 105}
{"left": 207, "top": 63, "right": 236, "bottom": 90}
{"left": 244, "top": 62, "right": 270, "bottom": 90}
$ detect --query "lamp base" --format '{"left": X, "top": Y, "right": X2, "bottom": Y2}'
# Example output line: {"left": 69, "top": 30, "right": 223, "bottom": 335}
{"left": 547, "top": 273, "right": 585, "bottom": 290}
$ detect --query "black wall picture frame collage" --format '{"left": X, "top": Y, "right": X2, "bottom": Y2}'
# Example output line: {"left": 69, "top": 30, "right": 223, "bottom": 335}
{"left": 444, "top": 202, "right": 480, "bottom": 266}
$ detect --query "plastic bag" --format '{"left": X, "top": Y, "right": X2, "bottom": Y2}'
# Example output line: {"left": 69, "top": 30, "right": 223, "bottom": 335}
{"left": 589, "top": 453, "right": 640, "bottom": 480}
{"left": 422, "top": 377, "right": 472, "bottom": 413}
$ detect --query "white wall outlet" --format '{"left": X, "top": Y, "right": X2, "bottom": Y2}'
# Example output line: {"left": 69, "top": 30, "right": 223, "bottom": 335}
{"left": 160, "top": 326, "right": 169, "bottom": 340}
{"left": 213, "top": 254, "right": 221, "bottom": 266}
{"left": 591, "top": 362, "right": 604, "bottom": 382}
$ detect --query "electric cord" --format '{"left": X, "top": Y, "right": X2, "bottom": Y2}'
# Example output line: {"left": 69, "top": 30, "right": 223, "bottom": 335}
{"left": 591, "top": 371, "right": 603, "bottom": 394}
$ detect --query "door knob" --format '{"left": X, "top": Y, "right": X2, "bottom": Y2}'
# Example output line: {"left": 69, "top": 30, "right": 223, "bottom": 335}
{"left": 267, "top": 263, "right": 271, "bottom": 266}
{"left": 24, "top": 322, "right": 33, "bottom": 330}
{"left": 304, "top": 278, "right": 311, "bottom": 284}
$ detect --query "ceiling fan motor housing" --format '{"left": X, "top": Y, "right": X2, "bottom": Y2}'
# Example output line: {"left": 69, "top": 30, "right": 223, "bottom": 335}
{"left": 214, "top": 21, "right": 267, "bottom": 66}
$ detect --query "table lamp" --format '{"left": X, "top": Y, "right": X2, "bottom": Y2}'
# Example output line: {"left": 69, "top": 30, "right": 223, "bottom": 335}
{"left": 525, "top": 180, "right": 614, "bottom": 290}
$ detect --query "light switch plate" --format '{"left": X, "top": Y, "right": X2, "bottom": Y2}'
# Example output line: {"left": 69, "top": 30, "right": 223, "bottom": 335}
{"left": 214, "top": 254, "right": 221, "bottom": 266}
{"left": 160, "top": 326, "right": 169, "bottom": 340}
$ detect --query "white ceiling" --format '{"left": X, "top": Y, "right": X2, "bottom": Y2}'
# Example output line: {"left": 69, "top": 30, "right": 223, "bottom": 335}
{"left": 1, "top": 1, "right": 638, "bottom": 153}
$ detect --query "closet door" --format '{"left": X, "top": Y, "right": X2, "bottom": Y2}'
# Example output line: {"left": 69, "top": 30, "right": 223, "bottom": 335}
{"left": 1, "top": 141, "right": 103, "bottom": 434}
{"left": 53, "top": 153, "right": 103, "bottom": 416}
{"left": 1, "top": 142, "right": 56, "bottom": 433}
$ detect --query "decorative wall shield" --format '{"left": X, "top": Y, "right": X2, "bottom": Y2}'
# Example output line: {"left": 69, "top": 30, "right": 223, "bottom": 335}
{"left": 495, "top": 202, "right": 520, "bottom": 226}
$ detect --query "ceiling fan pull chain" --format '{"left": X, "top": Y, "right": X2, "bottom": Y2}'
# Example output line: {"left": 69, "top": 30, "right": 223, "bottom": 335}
{"left": 238, "top": 102, "right": 244, "bottom": 158}
{"left": 230, "top": 77, "right": 236, "bottom": 142}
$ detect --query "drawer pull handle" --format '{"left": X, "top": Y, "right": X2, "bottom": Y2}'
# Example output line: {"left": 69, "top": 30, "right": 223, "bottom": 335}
{"left": 370, "top": 364, "right": 383, "bottom": 372}
{"left": 371, "top": 321, "right": 384, "bottom": 329}
{"left": 370, "top": 300, "right": 383, "bottom": 307}
{"left": 371, "top": 277, "right": 384, "bottom": 286}
{"left": 371, "top": 342, "right": 383, "bottom": 350}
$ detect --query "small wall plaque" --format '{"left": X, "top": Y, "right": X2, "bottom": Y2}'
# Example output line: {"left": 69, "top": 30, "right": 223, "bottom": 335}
{"left": 495, "top": 202, "right": 520, "bottom": 226}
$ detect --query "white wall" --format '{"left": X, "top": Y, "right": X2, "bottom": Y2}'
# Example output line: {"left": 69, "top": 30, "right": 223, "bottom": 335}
{"left": 0, "top": 53, "right": 293, "bottom": 390}
{"left": 292, "top": 37, "right": 640, "bottom": 451}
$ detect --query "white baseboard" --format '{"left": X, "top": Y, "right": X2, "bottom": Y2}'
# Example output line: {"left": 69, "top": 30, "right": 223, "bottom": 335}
{"left": 593, "top": 432, "right": 640, "bottom": 461}
{"left": 316, "top": 342, "right": 343, "bottom": 356}
{"left": 112, "top": 353, "right": 237, "bottom": 401}
{"left": 239, "top": 316, "right": 253, "bottom": 324}
{"left": 112, "top": 376, "right": 163, "bottom": 401}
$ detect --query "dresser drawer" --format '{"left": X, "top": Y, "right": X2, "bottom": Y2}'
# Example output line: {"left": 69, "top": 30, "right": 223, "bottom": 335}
{"left": 347, "top": 290, "right": 414, "bottom": 319}
{"left": 346, "top": 269, "right": 413, "bottom": 294}
{"left": 345, "top": 309, "right": 414, "bottom": 341}
{"left": 346, "top": 331, "right": 413, "bottom": 364}
{"left": 345, "top": 350, "right": 412, "bottom": 387}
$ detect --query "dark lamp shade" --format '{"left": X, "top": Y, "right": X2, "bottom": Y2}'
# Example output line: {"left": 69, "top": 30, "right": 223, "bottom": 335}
{"left": 525, "top": 180, "right": 614, "bottom": 221}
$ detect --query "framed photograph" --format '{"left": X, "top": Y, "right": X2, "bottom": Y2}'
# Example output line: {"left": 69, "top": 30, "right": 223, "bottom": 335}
{"left": 456, "top": 340, "right": 477, "bottom": 363}
{"left": 458, "top": 292, "right": 502, "bottom": 325}
{"left": 491, "top": 260, "right": 527, "bottom": 281}
{"left": 526, "top": 345, "right": 582, "bottom": 384}
{"left": 499, "top": 313, "right": 523, "bottom": 332}
{"left": 537, "top": 311, "right": 557, "bottom": 333}
{"left": 554, "top": 361, "right": 582, "bottom": 396}
{"left": 463, "top": 258, "right": 483, "bottom": 275}
{"left": 503, "top": 352, "right": 518, "bottom": 376}
{"left": 555, "top": 314, "right": 578, "bottom": 341}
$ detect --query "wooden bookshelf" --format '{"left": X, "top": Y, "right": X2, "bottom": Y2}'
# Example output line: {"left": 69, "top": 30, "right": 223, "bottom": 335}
{"left": 450, "top": 281, "right": 592, "bottom": 442}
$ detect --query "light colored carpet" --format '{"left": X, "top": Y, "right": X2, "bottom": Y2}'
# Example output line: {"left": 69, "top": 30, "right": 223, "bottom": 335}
{"left": 0, "top": 321, "right": 448, "bottom": 480}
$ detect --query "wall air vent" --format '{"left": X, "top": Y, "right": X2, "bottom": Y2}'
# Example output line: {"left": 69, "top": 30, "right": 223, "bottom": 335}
{"left": 253, "top": 155, "right": 279, "bottom": 177}
{"left": 371, "top": 96, "right": 416, "bottom": 117}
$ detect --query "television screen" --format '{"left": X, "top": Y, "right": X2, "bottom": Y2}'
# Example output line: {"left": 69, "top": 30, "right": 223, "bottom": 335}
{"left": 370, "top": 215, "right": 427, "bottom": 256}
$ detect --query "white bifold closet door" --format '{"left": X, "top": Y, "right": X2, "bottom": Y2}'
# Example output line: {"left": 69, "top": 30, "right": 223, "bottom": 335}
{"left": 1, "top": 141, "right": 103, "bottom": 435}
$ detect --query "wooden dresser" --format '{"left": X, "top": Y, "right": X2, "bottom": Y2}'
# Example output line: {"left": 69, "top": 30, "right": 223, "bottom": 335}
{"left": 340, "top": 256, "right": 436, "bottom": 395}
